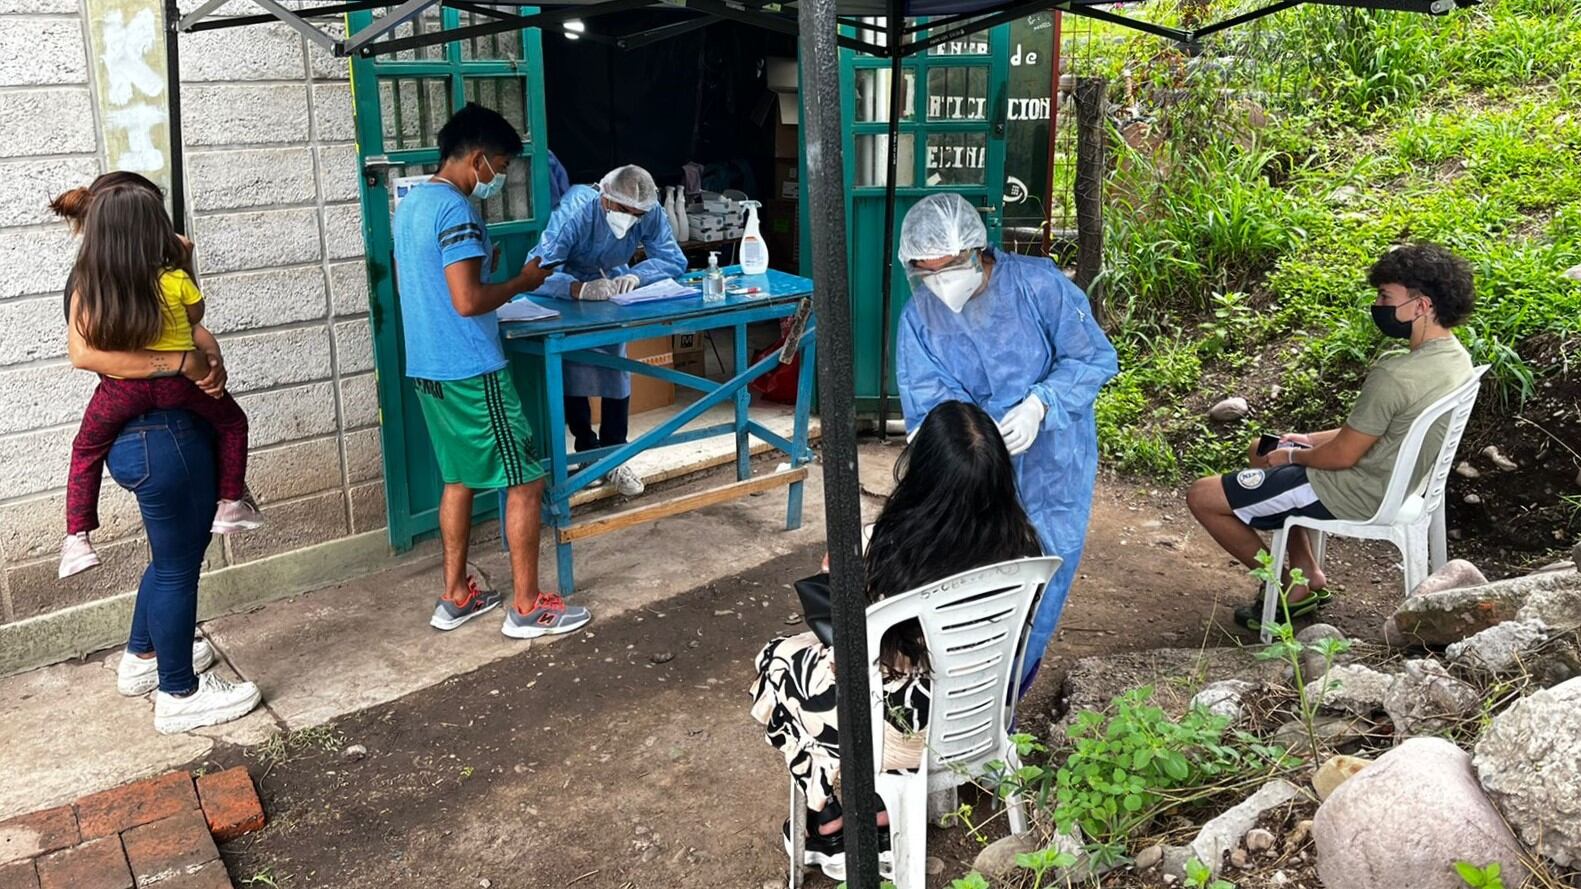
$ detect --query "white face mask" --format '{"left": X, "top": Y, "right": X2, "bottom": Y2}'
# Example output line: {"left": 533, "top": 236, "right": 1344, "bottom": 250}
{"left": 925, "top": 267, "right": 984, "bottom": 312}
{"left": 606, "top": 210, "right": 638, "bottom": 240}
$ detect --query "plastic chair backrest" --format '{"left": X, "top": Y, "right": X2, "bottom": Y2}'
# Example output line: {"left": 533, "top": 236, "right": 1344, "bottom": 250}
{"left": 1366, "top": 364, "right": 1489, "bottom": 524}
{"left": 863, "top": 556, "right": 1061, "bottom": 786}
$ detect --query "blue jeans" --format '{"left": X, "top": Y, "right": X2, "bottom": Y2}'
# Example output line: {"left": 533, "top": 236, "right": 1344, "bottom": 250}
{"left": 108, "top": 411, "right": 217, "bottom": 695}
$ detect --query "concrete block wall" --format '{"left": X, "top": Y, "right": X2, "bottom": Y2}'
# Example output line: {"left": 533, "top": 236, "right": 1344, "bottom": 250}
{"left": 0, "top": 2, "right": 386, "bottom": 633}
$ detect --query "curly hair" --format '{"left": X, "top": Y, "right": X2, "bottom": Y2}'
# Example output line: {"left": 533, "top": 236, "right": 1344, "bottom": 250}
{"left": 1368, "top": 243, "right": 1476, "bottom": 328}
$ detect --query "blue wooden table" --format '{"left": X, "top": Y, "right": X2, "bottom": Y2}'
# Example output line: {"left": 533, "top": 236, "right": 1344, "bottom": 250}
{"left": 498, "top": 268, "right": 818, "bottom": 593}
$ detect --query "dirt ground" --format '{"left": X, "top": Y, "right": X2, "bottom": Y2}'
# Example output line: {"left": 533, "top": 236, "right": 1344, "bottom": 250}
{"left": 205, "top": 476, "right": 1460, "bottom": 889}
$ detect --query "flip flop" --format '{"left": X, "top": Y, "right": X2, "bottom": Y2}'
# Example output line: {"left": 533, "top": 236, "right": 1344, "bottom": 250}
{"left": 1234, "top": 587, "right": 1333, "bottom": 631}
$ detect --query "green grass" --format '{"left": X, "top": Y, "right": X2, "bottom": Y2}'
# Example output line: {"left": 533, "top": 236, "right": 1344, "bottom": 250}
{"left": 1088, "top": 0, "right": 1581, "bottom": 478}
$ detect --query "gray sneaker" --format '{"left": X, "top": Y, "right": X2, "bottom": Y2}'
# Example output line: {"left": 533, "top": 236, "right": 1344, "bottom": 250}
{"left": 502, "top": 593, "right": 592, "bottom": 639}
{"left": 429, "top": 578, "right": 503, "bottom": 631}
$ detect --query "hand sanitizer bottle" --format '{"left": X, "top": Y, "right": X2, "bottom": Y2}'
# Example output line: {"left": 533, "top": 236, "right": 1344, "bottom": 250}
{"left": 703, "top": 251, "right": 726, "bottom": 303}
{"left": 739, "top": 200, "right": 769, "bottom": 275}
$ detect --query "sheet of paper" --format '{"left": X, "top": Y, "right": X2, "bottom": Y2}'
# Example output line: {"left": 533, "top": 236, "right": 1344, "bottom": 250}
{"left": 498, "top": 298, "right": 560, "bottom": 322}
{"left": 609, "top": 278, "right": 701, "bottom": 305}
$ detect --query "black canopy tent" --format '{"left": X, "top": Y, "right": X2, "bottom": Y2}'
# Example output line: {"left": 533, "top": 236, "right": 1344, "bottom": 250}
{"left": 164, "top": 0, "right": 1478, "bottom": 884}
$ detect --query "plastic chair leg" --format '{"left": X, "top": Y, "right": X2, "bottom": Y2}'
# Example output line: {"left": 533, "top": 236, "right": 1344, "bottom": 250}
{"left": 1312, "top": 530, "right": 1327, "bottom": 575}
{"left": 1261, "top": 527, "right": 1291, "bottom": 644}
{"left": 877, "top": 773, "right": 929, "bottom": 889}
{"left": 1404, "top": 527, "right": 1430, "bottom": 598}
{"left": 1429, "top": 504, "right": 1448, "bottom": 572}
{"left": 1003, "top": 746, "right": 1030, "bottom": 836}
{"left": 787, "top": 780, "right": 806, "bottom": 889}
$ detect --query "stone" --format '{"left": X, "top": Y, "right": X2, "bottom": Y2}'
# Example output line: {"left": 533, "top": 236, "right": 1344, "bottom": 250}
{"left": 1293, "top": 623, "right": 1351, "bottom": 681}
{"left": 0, "top": 807, "right": 78, "bottom": 866}
{"left": 1566, "top": 264, "right": 1581, "bottom": 282}
{"left": 1285, "top": 819, "right": 1312, "bottom": 851}
{"left": 1271, "top": 714, "right": 1374, "bottom": 755}
{"left": 1480, "top": 445, "right": 1517, "bottom": 471}
{"left": 74, "top": 772, "right": 198, "bottom": 840}
{"left": 1454, "top": 460, "right": 1480, "bottom": 479}
{"left": 1160, "top": 845, "right": 1193, "bottom": 880}
{"left": 1134, "top": 844, "right": 1164, "bottom": 870}
{"left": 1445, "top": 619, "right": 1550, "bottom": 673}
{"left": 1389, "top": 571, "right": 1581, "bottom": 647}
{"left": 1474, "top": 676, "right": 1581, "bottom": 866}
{"left": 1245, "top": 828, "right": 1276, "bottom": 854}
{"left": 1189, "top": 679, "right": 1257, "bottom": 723}
{"left": 1313, "top": 737, "right": 1528, "bottom": 889}
{"left": 1209, "top": 397, "right": 1249, "bottom": 422}
{"left": 1229, "top": 848, "right": 1251, "bottom": 869}
{"left": 34, "top": 836, "right": 131, "bottom": 889}
{"left": 1305, "top": 664, "right": 1393, "bottom": 715}
{"left": 343, "top": 744, "right": 368, "bottom": 762}
{"left": 1409, "top": 559, "right": 1488, "bottom": 598}
{"left": 1189, "top": 779, "right": 1302, "bottom": 876}
{"left": 1382, "top": 659, "right": 1481, "bottom": 738}
{"left": 120, "top": 810, "right": 219, "bottom": 884}
{"left": 1312, "top": 754, "right": 1372, "bottom": 801}
{"left": 971, "top": 832, "right": 1038, "bottom": 878}
{"left": 926, "top": 856, "right": 944, "bottom": 875}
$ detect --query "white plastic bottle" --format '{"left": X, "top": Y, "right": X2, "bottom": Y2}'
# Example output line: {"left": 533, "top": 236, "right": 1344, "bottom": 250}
{"left": 703, "top": 251, "right": 726, "bottom": 303}
{"left": 675, "top": 187, "right": 690, "bottom": 241}
{"left": 738, "top": 200, "right": 769, "bottom": 275}
{"left": 663, "top": 187, "right": 679, "bottom": 238}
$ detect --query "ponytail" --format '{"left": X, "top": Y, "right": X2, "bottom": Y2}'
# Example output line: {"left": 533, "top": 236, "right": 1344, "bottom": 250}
{"left": 49, "top": 186, "right": 93, "bottom": 230}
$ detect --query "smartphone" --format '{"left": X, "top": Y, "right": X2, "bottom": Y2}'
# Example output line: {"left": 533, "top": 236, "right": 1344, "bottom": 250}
{"left": 1256, "top": 433, "right": 1282, "bottom": 456}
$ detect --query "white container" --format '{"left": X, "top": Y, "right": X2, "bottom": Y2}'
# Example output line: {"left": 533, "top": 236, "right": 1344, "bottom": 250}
{"left": 739, "top": 200, "right": 769, "bottom": 275}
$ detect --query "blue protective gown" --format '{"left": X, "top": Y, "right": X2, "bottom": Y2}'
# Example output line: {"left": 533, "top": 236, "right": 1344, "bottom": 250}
{"left": 527, "top": 184, "right": 688, "bottom": 398}
{"left": 896, "top": 249, "right": 1118, "bottom": 681}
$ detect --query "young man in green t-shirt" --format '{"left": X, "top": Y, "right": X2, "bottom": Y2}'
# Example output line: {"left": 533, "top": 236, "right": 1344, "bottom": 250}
{"left": 1187, "top": 243, "right": 1476, "bottom": 630}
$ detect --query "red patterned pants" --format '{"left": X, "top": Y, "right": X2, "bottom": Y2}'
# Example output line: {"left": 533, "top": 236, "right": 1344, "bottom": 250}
{"left": 67, "top": 376, "right": 249, "bottom": 534}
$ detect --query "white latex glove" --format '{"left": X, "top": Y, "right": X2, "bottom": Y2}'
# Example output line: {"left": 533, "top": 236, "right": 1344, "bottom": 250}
{"left": 997, "top": 394, "right": 1046, "bottom": 456}
{"left": 612, "top": 274, "right": 640, "bottom": 294}
{"left": 579, "top": 277, "right": 620, "bottom": 301}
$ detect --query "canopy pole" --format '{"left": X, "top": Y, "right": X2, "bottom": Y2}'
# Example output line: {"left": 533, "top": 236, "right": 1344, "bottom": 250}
{"left": 799, "top": 0, "right": 880, "bottom": 884}
{"left": 1041, "top": 9, "right": 1061, "bottom": 256}
{"left": 874, "top": 6, "right": 905, "bottom": 440}
{"left": 164, "top": 0, "right": 187, "bottom": 235}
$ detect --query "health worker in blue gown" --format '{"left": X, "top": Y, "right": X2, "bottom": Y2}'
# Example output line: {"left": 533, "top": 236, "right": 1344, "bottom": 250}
{"left": 527, "top": 164, "right": 686, "bottom": 496}
{"left": 894, "top": 192, "right": 1118, "bottom": 685}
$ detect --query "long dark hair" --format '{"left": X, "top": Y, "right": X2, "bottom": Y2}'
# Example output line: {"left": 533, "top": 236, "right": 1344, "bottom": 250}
{"left": 865, "top": 400, "right": 1044, "bottom": 671}
{"left": 69, "top": 182, "right": 188, "bottom": 352}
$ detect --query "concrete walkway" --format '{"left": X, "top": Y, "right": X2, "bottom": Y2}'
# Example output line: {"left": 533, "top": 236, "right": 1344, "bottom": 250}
{"left": 0, "top": 411, "right": 852, "bottom": 823}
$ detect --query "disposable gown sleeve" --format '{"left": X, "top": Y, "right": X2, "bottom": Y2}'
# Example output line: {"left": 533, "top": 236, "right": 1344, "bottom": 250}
{"left": 527, "top": 200, "right": 589, "bottom": 300}
{"left": 627, "top": 212, "right": 687, "bottom": 285}
{"left": 1024, "top": 273, "right": 1119, "bottom": 434}
{"left": 895, "top": 307, "right": 973, "bottom": 430}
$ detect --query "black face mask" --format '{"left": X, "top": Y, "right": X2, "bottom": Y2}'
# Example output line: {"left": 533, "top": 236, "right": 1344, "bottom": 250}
{"left": 1371, "top": 302, "right": 1417, "bottom": 339}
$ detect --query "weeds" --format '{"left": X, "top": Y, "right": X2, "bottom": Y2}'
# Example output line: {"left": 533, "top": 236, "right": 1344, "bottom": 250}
{"left": 1250, "top": 550, "right": 1353, "bottom": 757}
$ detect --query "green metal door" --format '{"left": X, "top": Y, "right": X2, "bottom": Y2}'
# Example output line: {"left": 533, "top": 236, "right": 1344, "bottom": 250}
{"left": 349, "top": 8, "right": 552, "bottom": 550}
{"left": 838, "top": 22, "right": 1010, "bottom": 412}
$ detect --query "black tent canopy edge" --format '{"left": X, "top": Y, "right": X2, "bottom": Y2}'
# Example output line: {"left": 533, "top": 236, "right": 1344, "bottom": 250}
{"left": 178, "top": 0, "right": 1479, "bottom": 59}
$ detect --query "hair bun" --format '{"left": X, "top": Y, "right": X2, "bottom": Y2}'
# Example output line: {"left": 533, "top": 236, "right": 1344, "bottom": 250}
{"left": 49, "top": 186, "right": 93, "bottom": 220}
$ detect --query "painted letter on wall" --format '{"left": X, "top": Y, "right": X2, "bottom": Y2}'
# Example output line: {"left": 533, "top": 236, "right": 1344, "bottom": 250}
{"left": 86, "top": 0, "right": 172, "bottom": 190}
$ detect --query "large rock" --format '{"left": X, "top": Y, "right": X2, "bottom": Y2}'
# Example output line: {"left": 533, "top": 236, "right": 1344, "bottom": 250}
{"left": 1409, "top": 559, "right": 1487, "bottom": 598}
{"left": 1294, "top": 624, "right": 1354, "bottom": 682}
{"left": 1190, "top": 680, "right": 1258, "bottom": 723}
{"left": 1209, "top": 397, "right": 1249, "bottom": 422}
{"left": 970, "top": 832, "right": 1037, "bottom": 878}
{"left": 1190, "top": 779, "right": 1303, "bottom": 875}
{"left": 1305, "top": 664, "right": 1394, "bottom": 715}
{"left": 1388, "top": 571, "right": 1581, "bottom": 647}
{"left": 1057, "top": 647, "right": 1286, "bottom": 734}
{"left": 1313, "top": 738, "right": 1529, "bottom": 889}
{"left": 1382, "top": 659, "right": 1481, "bottom": 738}
{"left": 1271, "top": 714, "right": 1378, "bottom": 755}
{"left": 1474, "top": 676, "right": 1581, "bottom": 866}
{"left": 1445, "top": 619, "right": 1550, "bottom": 672}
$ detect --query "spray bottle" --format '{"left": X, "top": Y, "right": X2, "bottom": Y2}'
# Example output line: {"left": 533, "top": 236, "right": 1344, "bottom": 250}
{"left": 738, "top": 200, "right": 768, "bottom": 275}
{"left": 703, "top": 251, "right": 726, "bottom": 303}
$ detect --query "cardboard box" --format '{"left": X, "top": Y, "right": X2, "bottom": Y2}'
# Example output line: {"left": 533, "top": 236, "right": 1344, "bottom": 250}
{"left": 674, "top": 332, "right": 707, "bottom": 378}
{"left": 589, "top": 335, "right": 675, "bottom": 421}
{"left": 768, "top": 57, "right": 800, "bottom": 160}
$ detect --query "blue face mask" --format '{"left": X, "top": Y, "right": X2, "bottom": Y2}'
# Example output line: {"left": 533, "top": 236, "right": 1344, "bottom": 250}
{"left": 472, "top": 156, "right": 505, "bottom": 201}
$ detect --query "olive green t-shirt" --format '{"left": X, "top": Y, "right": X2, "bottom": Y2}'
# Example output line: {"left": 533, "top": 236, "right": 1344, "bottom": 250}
{"left": 1307, "top": 336, "right": 1473, "bottom": 521}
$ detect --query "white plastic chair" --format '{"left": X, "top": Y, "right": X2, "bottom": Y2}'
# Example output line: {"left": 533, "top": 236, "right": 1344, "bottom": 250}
{"left": 1258, "top": 365, "right": 1489, "bottom": 642}
{"left": 786, "top": 556, "right": 1062, "bottom": 888}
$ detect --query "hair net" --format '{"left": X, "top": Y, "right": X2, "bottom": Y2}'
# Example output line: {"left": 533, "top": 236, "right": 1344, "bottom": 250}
{"left": 598, "top": 165, "right": 659, "bottom": 211}
{"left": 898, "top": 192, "right": 988, "bottom": 263}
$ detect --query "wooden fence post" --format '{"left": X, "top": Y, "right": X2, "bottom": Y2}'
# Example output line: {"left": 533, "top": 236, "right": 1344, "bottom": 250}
{"left": 1073, "top": 75, "right": 1109, "bottom": 328}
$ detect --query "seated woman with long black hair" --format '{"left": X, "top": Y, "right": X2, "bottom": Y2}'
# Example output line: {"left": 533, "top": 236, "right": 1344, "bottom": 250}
{"left": 749, "top": 400, "right": 1044, "bottom": 879}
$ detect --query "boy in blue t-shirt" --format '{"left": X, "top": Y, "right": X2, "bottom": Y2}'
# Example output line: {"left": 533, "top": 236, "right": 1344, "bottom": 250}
{"left": 392, "top": 102, "right": 591, "bottom": 640}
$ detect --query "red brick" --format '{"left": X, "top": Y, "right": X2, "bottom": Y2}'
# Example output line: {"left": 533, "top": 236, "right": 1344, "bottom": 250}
{"left": 194, "top": 768, "right": 265, "bottom": 843}
{"left": 75, "top": 772, "right": 197, "bottom": 839}
{"left": 0, "top": 806, "right": 79, "bottom": 866}
{"left": 35, "top": 837, "right": 132, "bottom": 889}
{"left": 0, "top": 861, "right": 39, "bottom": 889}
{"left": 121, "top": 810, "right": 218, "bottom": 885}
{"left": 140, "top": 861, "right": 232, "bottom": 889}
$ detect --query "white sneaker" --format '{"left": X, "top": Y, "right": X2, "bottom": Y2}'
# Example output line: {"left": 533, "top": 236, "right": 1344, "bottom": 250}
{"left": 211, "top": 495, "right": 264, "bottom": 534}
{"left": 117, "top": 639, "right": 216, "bottom": 696}
{"left": 607, "top": 464, "right": 645, "bottom": 496}
{"left": 59, "top": 533, "right": 101, "bottom": 579}
{"left": 153, "top": 672, "right": 261, "bottom": 735}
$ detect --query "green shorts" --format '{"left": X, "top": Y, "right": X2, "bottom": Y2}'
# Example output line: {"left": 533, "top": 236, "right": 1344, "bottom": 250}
{"left": 413, "top": 370, "right": 545, "bottom": 490}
